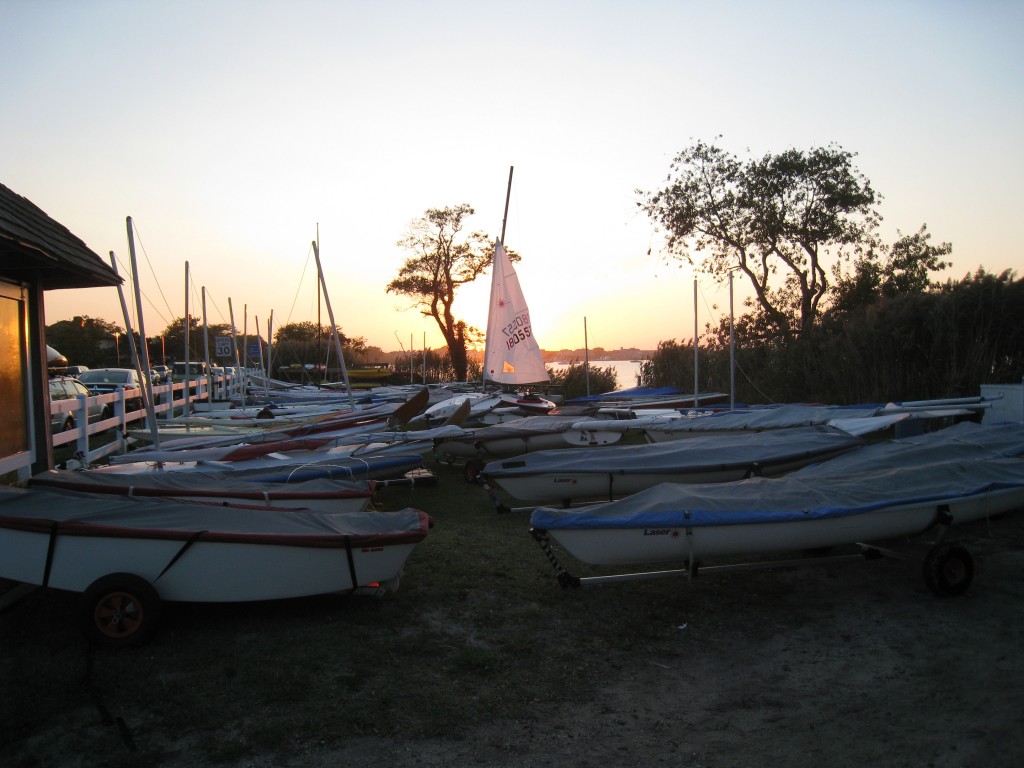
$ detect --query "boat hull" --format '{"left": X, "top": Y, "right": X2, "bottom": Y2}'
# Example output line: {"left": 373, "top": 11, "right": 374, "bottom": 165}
{"left": 434, "top": 415, "right": 624, "bottom": 462}
{"left": 0, "top": 488, "right": 430, "bottom": 602}
{"left": 529, "top": 422, "right": 1024, "bottom": 567}
{"left": 485, "top": 426, "right": 863, "bottom": 503}
{"left": 539, "top": 486, "right": 1024, "bottom": 567}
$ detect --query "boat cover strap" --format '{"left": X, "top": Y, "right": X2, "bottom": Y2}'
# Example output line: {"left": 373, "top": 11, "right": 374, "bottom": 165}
{"left": 42, "top": 521, "right": 59, "bottom": 588}
{"left": 156, "top": 530, "right": 208, "bottom": 581}
{"left": 344, "top": 537, "right": 358, "bottom": 589}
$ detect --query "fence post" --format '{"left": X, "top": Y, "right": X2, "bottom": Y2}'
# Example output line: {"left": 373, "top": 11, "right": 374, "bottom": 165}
{"left": 73, "top": 392, "right": 91, "bottom": 457}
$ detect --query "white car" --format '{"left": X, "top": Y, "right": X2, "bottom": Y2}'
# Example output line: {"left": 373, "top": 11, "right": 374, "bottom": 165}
{"left": 49, "top": 376, "right": 109, "bottom": 432}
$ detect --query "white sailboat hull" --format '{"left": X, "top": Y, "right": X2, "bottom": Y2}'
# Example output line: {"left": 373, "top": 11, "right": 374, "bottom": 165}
{"left": 0, "top": 487, "right": 430, "bottom": 601}
{"left": 541, "top": 486, "right": 1024, "bottom": 567}
{"left": 529, "top": 422, "right": 1024, "bottom": 568}
{"left": 486, "top": 426, "right": 863, "bottom": 503}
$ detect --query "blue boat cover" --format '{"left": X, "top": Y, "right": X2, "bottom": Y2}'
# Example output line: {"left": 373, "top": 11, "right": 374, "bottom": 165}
{"left": 530, "top": 422, "right": 1024, "bottom": 530}
{"left": 566, "top": 386, "right": 686, "bottom": 404}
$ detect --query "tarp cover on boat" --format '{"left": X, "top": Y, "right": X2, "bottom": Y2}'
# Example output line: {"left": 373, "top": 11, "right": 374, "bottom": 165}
{"left": 226, "top": 453, "right": 422, "bottom": 483}
{"left": 485, "top": 426, "right": 863, "bottom": 478}
{"left": 0, "top": 486, "right": 429, "bottom": 546}
{"left": 530, "top": 422, "right": 1024, "bottom": 530}
{"left": 92, "top": 453, "right": 423, "bottom": 483}
{"left": 645, "top": 404, "right": 884, "bottom": 433}
{"left": 29, "top": 470, "right": 374, "bottom": 499}
{"left": 438, "top": 415, "right": 602, "bottom": 444}
{"left": 566, "top": 386, "right": 687, "bottom": 404}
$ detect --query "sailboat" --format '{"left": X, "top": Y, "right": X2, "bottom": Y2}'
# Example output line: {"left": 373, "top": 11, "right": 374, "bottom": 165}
{"left": 482, "top": 239, "right": 550, "bottom": 387}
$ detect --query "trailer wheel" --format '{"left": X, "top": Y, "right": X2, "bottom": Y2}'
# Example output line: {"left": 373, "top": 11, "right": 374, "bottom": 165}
{"left": 923, "top": 543, "right": 974, "bottom": 597}
{"left": 79, "top": 573, "right": 162, "bottom": 647}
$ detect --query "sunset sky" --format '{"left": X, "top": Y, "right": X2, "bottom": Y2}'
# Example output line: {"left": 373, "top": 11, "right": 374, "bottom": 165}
{"left": 3, "top": 1, "right": 1021, "bottom": 355}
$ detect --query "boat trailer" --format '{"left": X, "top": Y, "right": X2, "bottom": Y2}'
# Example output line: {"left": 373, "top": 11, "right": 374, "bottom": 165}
{"left": 529, "top": 518, "right": 977, "bottom": 598}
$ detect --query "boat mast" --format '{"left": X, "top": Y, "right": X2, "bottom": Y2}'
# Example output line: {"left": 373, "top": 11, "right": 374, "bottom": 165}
{"left": 312, "top": 238, "right": 355, "bottom": 409}
{"left": 228, "top": 298, "right": 242, "bottom": 400}
{"left": 109, "top": 249, "right": 160, "bottom": 449}
{"left": 202, "top": 287, "right": 212, "bottom": 399}
{"left": 183, "top": 261, "right": 192, "bottom": 417}
{"left": 693, "top": 279, "right": 699, "bottom": 408}
{"left": 255, "top": 314, "right": 266, "bottom": 396}
{"left": 266, "top": 312, "right": 273, "bottom": 399}
{"left": 484, "top": 165, "right": 515, "bottom": 389}
{"left": 124, "top": 218, "right": 156, "bottom": 413}
{"left": 584, "top": 316, "right": 591, "bottom": 397}
{"left": 316, "top": 224, "right": 323, "bottom": 388}
{"left": 500, "top": 165, "right": 513, "bottom": 243}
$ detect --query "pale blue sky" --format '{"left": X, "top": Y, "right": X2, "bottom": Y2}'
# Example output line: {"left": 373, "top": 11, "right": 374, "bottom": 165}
{"left": 3, "top": 0, "right": 1021, "bottom": 352}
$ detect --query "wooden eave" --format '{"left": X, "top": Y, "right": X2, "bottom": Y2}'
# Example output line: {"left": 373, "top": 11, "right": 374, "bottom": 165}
{"left": 0, "top": 182, "right": 121, "bottom": 290}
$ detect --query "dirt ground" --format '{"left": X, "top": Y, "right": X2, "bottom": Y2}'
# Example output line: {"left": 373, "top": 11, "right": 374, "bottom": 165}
{"left": 4, "top": 513, "right": 1024, "bottom": 768}
{"left": 312, "top": 524, "right": 1024, "bottom": 768}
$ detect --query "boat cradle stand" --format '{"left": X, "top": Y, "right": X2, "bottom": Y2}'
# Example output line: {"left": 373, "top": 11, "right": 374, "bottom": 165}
{"left": 528, "top": 507, "right": 976, "bottom": 597}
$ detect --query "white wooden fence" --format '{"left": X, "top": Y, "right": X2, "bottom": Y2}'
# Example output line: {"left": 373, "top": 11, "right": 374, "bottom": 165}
{"left": 50, "top": 371, "right": 243, "bottom": 465}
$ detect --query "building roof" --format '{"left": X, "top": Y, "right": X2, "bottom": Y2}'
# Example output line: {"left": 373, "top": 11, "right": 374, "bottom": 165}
{"left": 0, "top": 182, "right": 121, "bottom": 290}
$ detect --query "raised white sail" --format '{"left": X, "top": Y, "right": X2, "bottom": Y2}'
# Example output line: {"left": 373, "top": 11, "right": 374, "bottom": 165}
{"left": 483, "top": 240, "right": 550, "bottom": 385}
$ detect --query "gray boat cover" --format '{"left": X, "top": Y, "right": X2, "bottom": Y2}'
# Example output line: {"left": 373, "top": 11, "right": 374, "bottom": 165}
{"left": 438, "top": 415, "right": 599, "bottom": 445}
{"left": 29, "top": 470, "right": 374, "bottom": 500}
{"left": 646, "top": 404, "right": 883, "bottom": 433}
{"left": 485, "top": 425, "right": 863, "bottom": 478}
{"left": 530, "top": 422, "right": 1024, "bottom": 530}
{"left": 0, "top": 486, "right": 429, "bottom": 546}
{"left": 225, "top": 453, "right": 422, "bottom": 482}
{"left": 97, "top": 453, "right": 423, "bottom": 484}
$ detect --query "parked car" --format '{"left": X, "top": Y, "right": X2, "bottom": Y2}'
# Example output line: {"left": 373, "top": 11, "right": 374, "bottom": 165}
{"left": 150, "top": 365, "right": 171, "bottom": 383}
{"left": 48, "top": 376, "right": 109, "bottom": 432}
{"left": 76, "top": 368, "right": 145, "bottom": 411}
{"left": 171, "top": 361, "right": 208, "bottom": 380}
{"left": 65, "top": 365, "right": 90, "bottom": 377}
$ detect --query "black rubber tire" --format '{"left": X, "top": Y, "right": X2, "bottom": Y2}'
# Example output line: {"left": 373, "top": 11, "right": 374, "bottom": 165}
{"left": 923, "top": 543, "right": 974, "bottom": 597}
{"left": 60, "top": 415, "right": 75, "bottom": 433}
{"left": 78, "top": 573, "right": 162, "bottom": 647}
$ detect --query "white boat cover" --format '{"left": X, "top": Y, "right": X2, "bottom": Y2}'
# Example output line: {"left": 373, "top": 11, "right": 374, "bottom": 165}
{"left": 486, "top": 425, "right": 863, "bottom": 479}
{"left": 530, "top": 422, "right": 1024, "bottom": 530}
{"left": 0, "top": 485, "right": 429, "bottom": 547}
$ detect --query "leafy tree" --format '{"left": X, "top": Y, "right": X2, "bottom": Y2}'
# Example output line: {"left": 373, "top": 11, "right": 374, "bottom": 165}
{"left": 273, "top": 322, "right": 367, "bottom": 369}
{"left": 160, "top": 316, "right": 208, "bottom": 361}
{"left": 46, "top": 316, "right": 124, "bottom": 368}
{"left": 830, "top": 224, "right": 952, "bottom": 314}
{"left": 158, "top": 317, "right": 261, "bottom": 365}
{"left": 550, "top": 361, "right": 618, "bottom": 401}
{"left": 638, "top": 139, "right": 879, "bottom": 338}
{"left": 387, "top": 204, "right": 515, "bottom": 381}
